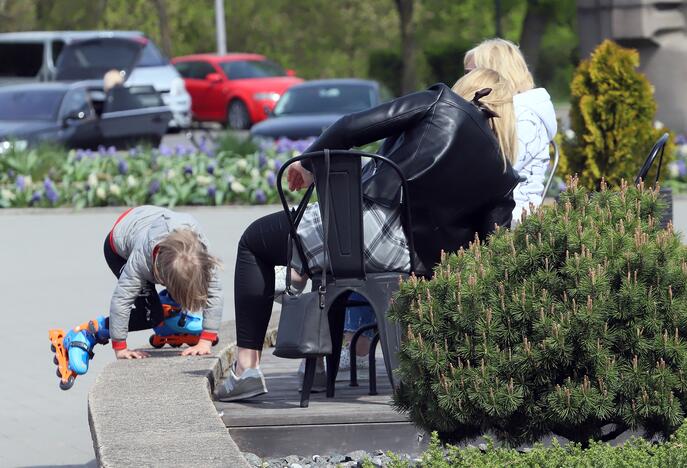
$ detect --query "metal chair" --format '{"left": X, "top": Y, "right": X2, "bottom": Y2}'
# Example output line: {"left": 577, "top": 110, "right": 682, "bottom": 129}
{"left": 635, "top": 132, "right": 672, "bottom": 228}
{"left": 276, "top": 149, "right": 416, "bottom": 408}
{"left": 542, "top": 140, "right": 560, "bottom": 198}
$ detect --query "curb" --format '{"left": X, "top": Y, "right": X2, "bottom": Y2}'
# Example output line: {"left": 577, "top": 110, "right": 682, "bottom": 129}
{"left": 88, "top": 317, "right": 279, "bottom": 467}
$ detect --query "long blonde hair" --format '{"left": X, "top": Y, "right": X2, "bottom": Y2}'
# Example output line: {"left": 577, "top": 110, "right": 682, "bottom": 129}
{"left": 154, "top": 229, "right": 221, "bottom": 312}
{"left": 464, "top": 38, "right": 534, "bottom": 94}
{"left": 452, "top": 68, "right": 518, "bottom": 167}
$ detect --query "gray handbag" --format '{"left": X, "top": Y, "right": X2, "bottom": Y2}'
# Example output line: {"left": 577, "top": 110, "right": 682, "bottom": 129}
{"left": 273, "top": 150, "right": 333, "bottom": 359}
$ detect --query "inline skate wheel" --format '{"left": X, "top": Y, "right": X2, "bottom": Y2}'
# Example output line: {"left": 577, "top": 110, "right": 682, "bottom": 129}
{"left": 51, "top": 344, "right": 56, "bottom": 353}
{"left": 53, "top": 356, "right": 59, "bottom": 365}
{"left": 170, "top": 343, "right": 182, "bottom": 348}
{"left": 149, "top": 335, "right": 165, "bottom": 349}
{"left": 59, "top": 375, "right": 75, "bottom": 391}
{"left": 212, "top": 338, "right": 219, "bottom": 347}
{"left": 56, "top": 368, "right": 62, "bottom": 378}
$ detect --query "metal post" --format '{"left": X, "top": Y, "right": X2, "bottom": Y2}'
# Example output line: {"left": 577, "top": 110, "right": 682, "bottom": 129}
{"left": 215, "top": 0, "right": 227, "bottom": 54}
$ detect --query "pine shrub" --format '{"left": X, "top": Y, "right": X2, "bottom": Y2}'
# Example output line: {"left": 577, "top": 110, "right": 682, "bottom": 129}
{"left": 390, "top": 178, "right": 687, "bottom": 446}
{"left": 559, "top": 40, "right": 671, "bottom": 189}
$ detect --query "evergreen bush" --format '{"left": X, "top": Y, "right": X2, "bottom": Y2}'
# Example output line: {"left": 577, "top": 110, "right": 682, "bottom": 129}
{"left": 391, "top": 178, "right": 687, "bottom": 446}
{"left": 559, "top": 40, "right": 671, "bottom": 189}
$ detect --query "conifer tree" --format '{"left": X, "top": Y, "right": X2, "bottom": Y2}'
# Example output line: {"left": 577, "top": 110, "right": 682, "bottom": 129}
{"left": 391, "top": 178, "right": 687, "bottom": 446}
{"left": 559, "top": 40, "right": 671, "bottom": 190}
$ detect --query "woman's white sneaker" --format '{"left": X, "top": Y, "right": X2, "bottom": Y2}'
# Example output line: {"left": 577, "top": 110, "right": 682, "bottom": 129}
{"left": 215, "top": 363, "right": 267, "bottom": 402}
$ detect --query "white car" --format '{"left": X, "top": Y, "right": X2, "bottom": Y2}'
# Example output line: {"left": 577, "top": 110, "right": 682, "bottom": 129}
{"left": 0, "top": 31, "right": 191, "bottom": 131}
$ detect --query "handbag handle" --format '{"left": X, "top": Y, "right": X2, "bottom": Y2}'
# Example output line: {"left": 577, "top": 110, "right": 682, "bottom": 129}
{"left": 285, "top": 150, "right": 332, "bottom": 309}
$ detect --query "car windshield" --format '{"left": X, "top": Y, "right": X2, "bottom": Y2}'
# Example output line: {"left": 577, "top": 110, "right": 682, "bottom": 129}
{"left": 55, "top": 38, "right": 142, "bottom": 80}
{"left": 219, "top": 60, "right": 285, "bottom": 79}
{"left": 137, "top": 41, "right": 168, "bottom": 67}
{"left": 0, "top": 89, "right": 64, "bottom": 121}
{"left": 273, "top": 84, "right": 375, "bottom": 116}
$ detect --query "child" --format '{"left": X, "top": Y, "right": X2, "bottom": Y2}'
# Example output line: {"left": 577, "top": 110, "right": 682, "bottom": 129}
{"left": 50, "top": 206, "right": 223, "bottom": 389}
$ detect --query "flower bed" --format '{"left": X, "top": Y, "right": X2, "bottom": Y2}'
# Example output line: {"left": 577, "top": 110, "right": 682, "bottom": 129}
{"left": 665, "top": 134, "right": 687, "bottom": 194}
{"left": 0, "top": 136, "right": 316, "bottom": 208}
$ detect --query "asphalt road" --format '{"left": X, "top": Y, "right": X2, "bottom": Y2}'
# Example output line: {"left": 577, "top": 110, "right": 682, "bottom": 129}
{"left": 0, "top": 205, "right": 276, "bottom": 467}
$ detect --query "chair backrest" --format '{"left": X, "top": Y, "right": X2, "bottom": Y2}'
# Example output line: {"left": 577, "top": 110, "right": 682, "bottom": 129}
{"left": 276, "top": 150, "right": 415, "bottom": 281}
{"left": 635, "top": 132, "right": 670, "bottom": 186}
{"left": 541, "top": 140, "right": 560, "bottom": 198}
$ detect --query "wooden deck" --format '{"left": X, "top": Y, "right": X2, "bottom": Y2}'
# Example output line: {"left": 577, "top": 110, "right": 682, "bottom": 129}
{"left": 215, "top": 348, "right": 427, "bottom": 457}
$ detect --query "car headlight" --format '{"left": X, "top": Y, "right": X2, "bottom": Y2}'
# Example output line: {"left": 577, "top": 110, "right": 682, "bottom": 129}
{"left": 253, "top": 92, "right": 280, "bottom": 102}
{"left": 170, "top": 78, "right": 187, "bottom": 97}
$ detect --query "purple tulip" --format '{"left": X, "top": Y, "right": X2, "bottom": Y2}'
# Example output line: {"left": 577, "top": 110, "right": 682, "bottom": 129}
{"left": 30, "top": 190, "right": 41, "bottom": 204}
{"left": 75, "top": 149, "right": 85, "bottom": 161}
{"left": 183, "top": 164, "right": 193, "bottom": 176}
{"left": 207, "top": 184, "right": 217, "bottom": 198}
{"left": 85, "top": 149, "right": 94, "bottom": 158}
{"left": 148, "top": 179, "right": 161, "bottom": 195}
{"left": 107, "top": 146, "right": 117, "bottom": 156}
{"left": 557, "top": 180, "right": 567, "bottom": 192}
{"left": 258, "top": 151, "right": 268, "bottom": 169}
{"left": 676, "top": 134, "right": 687, "bottom": 146}
{"left": 254, "top": 189, "right": 267, "bottom": 204}
{"left": 15, "top": 175, "right": 26, "bottom": 192}
{"left": 273, "top": 159, "right": 283, "bottom": 171}
{"left": 7, "top": 169, "right": 15, "bottom": 179}
{"left": 266, "top": 171, "right": 276, "bottom": 187}
{"left": 118, "top": 159, "right": 129, "bottom": 175}
{"left": 129, "top": 147, "right": 139, "bottom": 157}
{"left": 159, "top": 145, "right": 173, "bottom": 157}
{"left": 98, "top": 145, "right": 107, "bottom": 156}
{"left": 207, "top": 163, "right": 215, "bottom": 175}
{"left": 43, "top": 177, "right": 59, "bottom": 204}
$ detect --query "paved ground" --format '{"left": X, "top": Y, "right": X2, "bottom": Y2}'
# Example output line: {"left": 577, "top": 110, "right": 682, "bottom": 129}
{"left": 0, "top": 205, "right": 276, "bottom": 467}
{"left": 1, "top": 196, "right": 686, "bottom": 467}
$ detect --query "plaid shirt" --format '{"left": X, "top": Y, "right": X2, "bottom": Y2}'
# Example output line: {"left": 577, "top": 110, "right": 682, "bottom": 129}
{"left": 291, "top": 199, "right": 410, "bottom": 275}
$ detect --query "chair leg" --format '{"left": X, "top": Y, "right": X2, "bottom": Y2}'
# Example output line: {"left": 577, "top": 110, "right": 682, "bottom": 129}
{"left": 368, "top": 332, "right": 380, "bottom": 396}
{"left": 349, "top": 324, "right": 378, "bottom": 387}
{"left": 325, "top": 299, "right": 346, "bottom": 398}
{"left": 300, "top": 357, "right": 317, "bottom": 408}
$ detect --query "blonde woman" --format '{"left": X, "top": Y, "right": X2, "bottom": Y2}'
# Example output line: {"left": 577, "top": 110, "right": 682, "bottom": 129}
{"left": 465, "top": 38, "right": 558, "bottom": 222}
{"left": 217, "top": 70, "right": 520, "bottom": 401}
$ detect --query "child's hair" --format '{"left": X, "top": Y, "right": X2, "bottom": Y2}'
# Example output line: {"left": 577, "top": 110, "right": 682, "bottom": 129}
{"left": 452, "top": 68, "right": 518, "bottom": 167}
{"left": 154, "top": 229, "right": 221, "bottom": 312}
{"left": 464, "top": 38, "right": 534, "bottom": 94}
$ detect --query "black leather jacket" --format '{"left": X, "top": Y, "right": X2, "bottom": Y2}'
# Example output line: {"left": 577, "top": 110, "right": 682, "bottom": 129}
{"left": 305, "top": 83, "right": 519, "bottom": 276}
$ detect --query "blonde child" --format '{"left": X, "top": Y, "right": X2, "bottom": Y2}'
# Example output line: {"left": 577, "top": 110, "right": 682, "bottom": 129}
{"left": 50, "top": 206, "right": 222, "bottom": 389}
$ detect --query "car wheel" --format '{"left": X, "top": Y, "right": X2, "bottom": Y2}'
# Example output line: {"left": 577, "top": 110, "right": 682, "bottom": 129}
{"left": 226, "top": 100, "right": 251, "bottom": 130}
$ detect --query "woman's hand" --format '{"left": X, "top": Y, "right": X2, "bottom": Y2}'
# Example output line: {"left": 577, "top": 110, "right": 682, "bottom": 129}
{"left": 181, "top": 339, "right": 213, "bottom": 356}
{"left": 287, "top": 161, "right": 314, "bottom": 191}
{"left": 115, "top": 348, "right": 150, "bottom": 359}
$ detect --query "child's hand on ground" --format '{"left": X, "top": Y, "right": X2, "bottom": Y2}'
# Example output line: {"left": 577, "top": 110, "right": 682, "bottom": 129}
{"left": 181, "top": 339, "right": 213, "bottom": 356}
{"left": 115, "top": 348, "right": 150, "bottom": 359}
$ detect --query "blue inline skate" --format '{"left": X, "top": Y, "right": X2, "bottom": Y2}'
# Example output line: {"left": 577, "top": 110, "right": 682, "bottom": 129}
{"left": 49, "top": 316, "right": 109, "bottom": 390}
{"left": 148, "top": 290, "right": 218, "bottom": 348}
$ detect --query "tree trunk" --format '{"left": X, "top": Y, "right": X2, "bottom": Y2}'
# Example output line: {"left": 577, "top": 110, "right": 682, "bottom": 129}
{"left": 153, "top": 0, "right": 173, "bottom": 57}
{"left": 519, "top": 0, "right": 549, "bottom": 73}
{"left": 395, "top": 0, "right": 417, "bottom": 95}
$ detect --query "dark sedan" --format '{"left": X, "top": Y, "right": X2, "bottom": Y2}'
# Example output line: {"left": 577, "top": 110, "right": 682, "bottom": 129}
{"left": 0, "top": 81, "right": 171, "bottom": 150}
{"left": 250, "top": 79, "right": 390, "bottom": 140}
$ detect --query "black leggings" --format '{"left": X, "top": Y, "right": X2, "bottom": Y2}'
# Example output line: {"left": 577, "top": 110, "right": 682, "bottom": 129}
{"left": 235, "top": 211, "right": 290, "bottom": 349}
{"left": 103, "top": 235, "right": 163, "bottom": 332}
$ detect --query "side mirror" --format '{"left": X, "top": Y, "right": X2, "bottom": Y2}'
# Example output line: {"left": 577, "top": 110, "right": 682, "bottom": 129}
{"left": 62, "top": 110, "right": 85, "bottom": 127}
{"left": 286, "top": 69, "right": 296, "bottom": 77}
{"left": 206, "top": 72, "right": 223, "bottom": 83}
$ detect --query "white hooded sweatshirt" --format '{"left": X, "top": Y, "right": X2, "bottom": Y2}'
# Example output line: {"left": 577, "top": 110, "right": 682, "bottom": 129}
{"left": 512, "top": 88, "right": 558, "bottom": 223}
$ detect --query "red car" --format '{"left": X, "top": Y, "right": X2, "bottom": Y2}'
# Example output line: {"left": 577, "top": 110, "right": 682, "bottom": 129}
{"left": 171, "top": 53, "right": 302, "bottom": 129}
